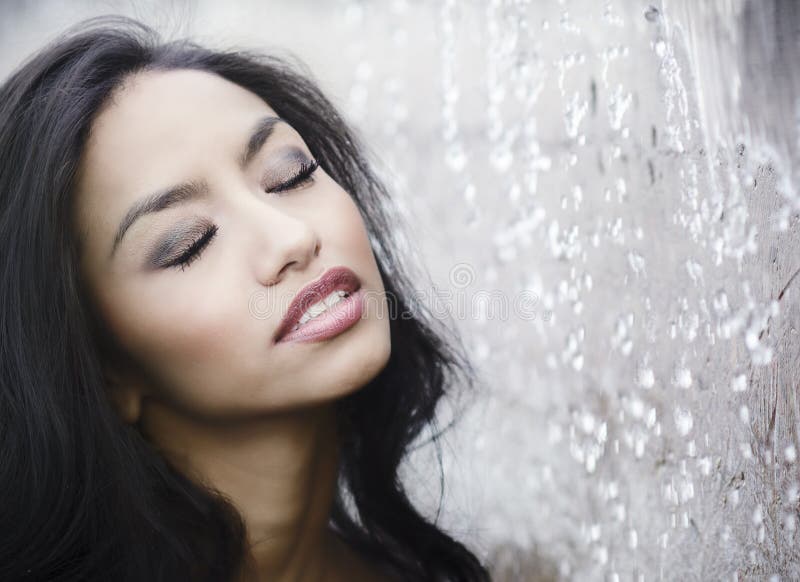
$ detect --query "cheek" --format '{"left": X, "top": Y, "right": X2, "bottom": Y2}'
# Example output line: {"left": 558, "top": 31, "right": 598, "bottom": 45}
{"left": 326, "top": 189, "right": 393, "bottom": 368}
{"left": 94, "top": 274, "right": 262, "bottom": 412}
{"left": 104, "top": 277, "right": 233, "bottom": 353}
{"left": 326, "top": 190, "right": 384, "bottom": 287}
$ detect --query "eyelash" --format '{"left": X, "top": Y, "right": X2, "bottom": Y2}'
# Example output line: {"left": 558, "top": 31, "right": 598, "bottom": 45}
{"left": 268, "top": 159, "right": 320, "bottom": 193}
{"left": 167, "top": 159, "right": 320, "bottom": 271}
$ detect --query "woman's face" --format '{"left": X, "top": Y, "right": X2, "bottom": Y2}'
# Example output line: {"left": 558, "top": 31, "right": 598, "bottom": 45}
{"left": 72, "top": 68, "right": 391, "bottom": 424}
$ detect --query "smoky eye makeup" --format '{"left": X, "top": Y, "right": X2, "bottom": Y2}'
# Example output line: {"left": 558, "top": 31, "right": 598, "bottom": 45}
{"left": 141, "top": 144, "right": 318, "bottom": 271}
{"left": 146, "top": 219, "right": 215, "bottom": 269}
{"left": 261, "top": 146, "right": 316, "bottom": 192}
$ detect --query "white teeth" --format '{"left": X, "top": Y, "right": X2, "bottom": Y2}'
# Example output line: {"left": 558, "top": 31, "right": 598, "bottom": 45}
{"left": 305, "top": 302, "right": 327, "bottom": 319}
{"left": 293, "top": 290, "right": 351, "bottom": 329}
{"left": 323, "top": 293, "right": 343, "bottom": 308}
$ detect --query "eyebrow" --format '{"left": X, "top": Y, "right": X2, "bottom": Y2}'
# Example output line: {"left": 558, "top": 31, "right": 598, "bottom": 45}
{"left": 109, "top": 115, "right": 284, "bottom": 259}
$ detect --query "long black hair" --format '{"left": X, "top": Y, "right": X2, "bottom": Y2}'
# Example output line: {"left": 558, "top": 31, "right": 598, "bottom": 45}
{"left": 0, "top": 14, "right": 490, "bottom": 582}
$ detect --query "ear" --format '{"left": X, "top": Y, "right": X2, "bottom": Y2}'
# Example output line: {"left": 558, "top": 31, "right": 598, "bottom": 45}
{"left": 103, "top": 365, "right": 146, "bottom": 426}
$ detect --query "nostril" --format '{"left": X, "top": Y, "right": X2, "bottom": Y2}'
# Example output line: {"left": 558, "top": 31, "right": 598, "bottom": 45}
{"left": 277, "top": 260, "right": 300, "bottom": 280}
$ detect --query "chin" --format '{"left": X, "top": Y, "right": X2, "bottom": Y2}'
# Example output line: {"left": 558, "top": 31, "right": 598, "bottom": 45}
{"left": 330, "top": 324, "right": 391, "bottom": 401}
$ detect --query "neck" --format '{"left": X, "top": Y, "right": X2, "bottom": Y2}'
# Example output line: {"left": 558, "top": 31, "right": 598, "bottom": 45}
{"left": 139, "top": 401, "right": 373, "bottom": 581}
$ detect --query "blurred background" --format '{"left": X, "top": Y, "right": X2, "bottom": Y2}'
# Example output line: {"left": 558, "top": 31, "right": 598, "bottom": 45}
{"left": 3, "top": 1, "right": 800, "bottom": 580}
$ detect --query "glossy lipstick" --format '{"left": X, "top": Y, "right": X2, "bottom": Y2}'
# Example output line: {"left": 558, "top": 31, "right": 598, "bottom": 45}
{"left": 273, "top": 266, "right": 363, "bottom": 344}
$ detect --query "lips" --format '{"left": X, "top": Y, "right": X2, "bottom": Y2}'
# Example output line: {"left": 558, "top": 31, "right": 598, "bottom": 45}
{"left": 273, "top": 266, "right": 362, "bottom": 343}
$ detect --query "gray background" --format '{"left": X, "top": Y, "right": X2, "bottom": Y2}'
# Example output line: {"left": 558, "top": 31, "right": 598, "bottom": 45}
{"left": 3, "top": 1, "right": 800, "bottom": 580}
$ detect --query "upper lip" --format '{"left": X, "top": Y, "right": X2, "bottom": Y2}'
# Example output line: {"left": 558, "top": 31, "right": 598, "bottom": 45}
{"left": 273, "top": 266, "right": 361, "bottom": 342}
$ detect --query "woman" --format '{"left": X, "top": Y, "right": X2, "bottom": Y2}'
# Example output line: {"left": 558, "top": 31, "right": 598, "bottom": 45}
{"left": 0, "top": 14, "right": 490, "bottom": 582}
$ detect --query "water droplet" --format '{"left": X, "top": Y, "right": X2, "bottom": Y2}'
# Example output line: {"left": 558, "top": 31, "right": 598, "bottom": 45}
{"left": 628, "top": 397, "right": 645, "bottom": 419}
{"left": 672, "top": 365, "right": 692, "bottom": 389}
{"left": 739, "top": 405, "right": 750, "bottom": 424}
{"left": 753, "top": 504, "right": 763, "bottom": 525}
{"left": 593, "top": 544, "right": 608, "bottom": 565}
{"left": 685, "top": 259, "right": 704, "bottom": 286}
{"left": 674, "top": 407, "right": 693, "bottom": 435}
{"left": 621, "top": 339, "right": 633, "bottom": 356}
{"left": 608, "top": 85, "right": 633, "bottom": 131}
{"left": 443, "top": 86, "right": 460, "bottom": 104}
{"left": 463, "top": 183, "right": 477, "bottom": 202}
{"left": 731, "top": 373, "right": 747, "bottom": 392}
{"left": 490, "top": 146, "right": 513, "bottom": 172}
{"left": 713, "top": 290, "right": 730, "bottom": 316}
{"left": 564, "top": 92, "right": 589, "bottom": 138}
{"left": 637, "top": 365, "right": 655, "bottom": 389}
{"left": 627, "top": 251, "right": 647, "bottom": 277}
{"left": 645, "top": 408, "right": 657, "bottom": 429}
{"left": 654, "top": 39, "right": 667, "bottom": 58}
{"left": 445, "top": 143, "right": 467, "bottom": 172}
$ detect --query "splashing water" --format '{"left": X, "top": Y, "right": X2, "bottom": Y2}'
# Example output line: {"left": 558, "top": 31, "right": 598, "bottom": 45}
{"left": 3, "top": 0, "right": 798, "bottom": 579}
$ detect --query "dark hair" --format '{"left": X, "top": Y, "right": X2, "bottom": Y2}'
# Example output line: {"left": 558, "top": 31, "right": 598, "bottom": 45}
{"left": 0, "top": 15, "right": 489, "bottom": 582}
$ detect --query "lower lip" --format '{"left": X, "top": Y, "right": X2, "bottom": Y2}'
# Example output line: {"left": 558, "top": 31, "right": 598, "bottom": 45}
{"left": 276, "top": 288, "right": 366, "bottom": 344}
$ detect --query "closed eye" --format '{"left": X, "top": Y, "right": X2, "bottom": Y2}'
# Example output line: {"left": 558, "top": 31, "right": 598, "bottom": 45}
{"left": 166, "top": 223, "right": 218, "bottom": 271}
{"left": 266, "top": 159, "right": 319, "bottom": 194}
{"left": 164, "top": 158, "right": 320, "bottom": 272}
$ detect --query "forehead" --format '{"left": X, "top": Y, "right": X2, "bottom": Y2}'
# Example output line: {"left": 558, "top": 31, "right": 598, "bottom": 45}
{"left": 73, "top": 69, "right": 278, "bottom": 264}
{"left": 82, "top": 68, "right": 276, "bottom": 172}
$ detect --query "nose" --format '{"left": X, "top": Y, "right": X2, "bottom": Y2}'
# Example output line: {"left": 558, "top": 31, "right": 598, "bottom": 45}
{"left": 251, "top": 205, "right": 321, "bottom": 287}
